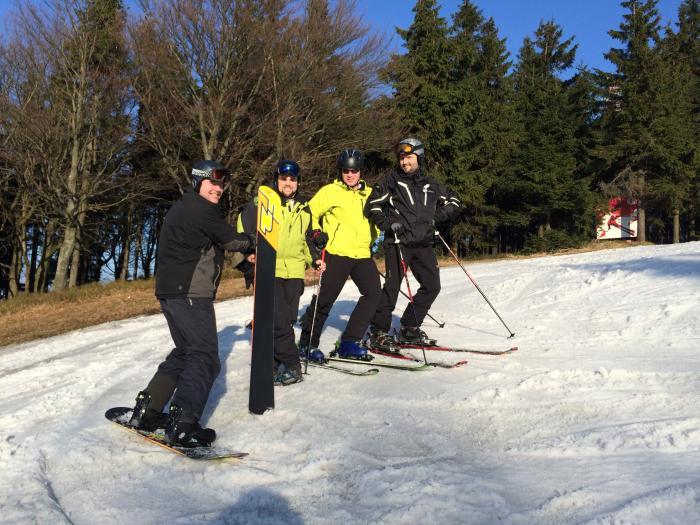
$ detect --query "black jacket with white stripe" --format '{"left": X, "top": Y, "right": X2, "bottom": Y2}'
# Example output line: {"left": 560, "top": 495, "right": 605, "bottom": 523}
{"left": 364, "top": 168, "right": 461, "bottom": 247}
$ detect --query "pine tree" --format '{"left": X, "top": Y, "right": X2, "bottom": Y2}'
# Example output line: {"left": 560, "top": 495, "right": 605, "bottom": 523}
{"left": 595, "top": 0, "right": 695, "bottom": 243}
{"left": 498, "top": 20, "right": 592, "bottom": 251}
{"left": 673, "top": 0, "right": 700, "bottom": 239}
{"left": 384, "top": 0, "right": 453, "bottom": 176}
{"left": 448, "top": 2, "right": 516, "bottom": 254}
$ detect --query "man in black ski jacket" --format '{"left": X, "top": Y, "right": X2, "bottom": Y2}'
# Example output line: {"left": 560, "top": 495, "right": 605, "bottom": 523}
{"left": 128, "top": 160, "right": 254, "bottom": 447}
{"left": 364, "top": 138, "right": 460, "bottom": 348}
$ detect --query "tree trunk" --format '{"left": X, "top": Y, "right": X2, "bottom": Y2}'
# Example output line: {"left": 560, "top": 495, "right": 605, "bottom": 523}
{"left": 28, "top": 224, "right": 41, "bottom": 293}
{"left": 672, "top": 208, "right": 680, "bottom": 244}
{"left": 69, "top": 241, "right": 81, "bottom": 288}
{"left": 119, "top": 207, "right": 132, "bottom": 281}
{"left": 133, "top": 219, "right": 142, "bottom": 279}
{"left": 54, "top": 225, "right": 77, "bottom": 291}
{"left": 53, "top": 143, "right": 81, "bottom": 291}
{"left": 8, "top": 247, "right": 20, "bottom": 298}
{"left": 637, "top": 206, "right": 646, "bottom": 243}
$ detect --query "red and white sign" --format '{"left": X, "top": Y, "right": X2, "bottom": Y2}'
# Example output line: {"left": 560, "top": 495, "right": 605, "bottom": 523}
{"left": 596, "top": 197, "right": 638, "bottom": 239}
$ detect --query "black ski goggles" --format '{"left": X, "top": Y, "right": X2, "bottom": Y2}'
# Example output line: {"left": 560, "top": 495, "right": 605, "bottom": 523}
{"left": 207, "top": 168, "right": 231, "bottom": 185}
{"left": 277, "top": 162, "right": 300, "bottom": 177}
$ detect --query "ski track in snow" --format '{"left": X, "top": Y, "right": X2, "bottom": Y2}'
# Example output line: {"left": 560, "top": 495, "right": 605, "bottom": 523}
{"left": 1, "top": 243, "right": 699, "bottom": 524}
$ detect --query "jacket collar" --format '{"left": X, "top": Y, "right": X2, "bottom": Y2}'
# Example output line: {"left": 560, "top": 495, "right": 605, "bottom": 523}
{"left": 334, "top": 178, "right": 367, "bottom": 192}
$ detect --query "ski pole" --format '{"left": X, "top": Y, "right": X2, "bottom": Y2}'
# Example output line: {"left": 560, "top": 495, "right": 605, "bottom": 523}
{"left": 435, "top": 232, "right": 515, "bottom": 338}
{"left": 377, "top": 270, "right": 445, "bottom": 328}
{"left": 305, "top": 248, "right": 326, "bottom": 374}
{"left": 394, "top": 234, "right": 428, "bottom": 365}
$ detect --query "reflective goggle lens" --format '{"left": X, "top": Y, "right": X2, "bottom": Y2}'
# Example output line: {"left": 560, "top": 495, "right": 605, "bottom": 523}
{"left": 397, "top": 143, "right": 414, "bottom": 155}
{"left": 278, "top": 163, "right": 300, "bottom": 177}
{"left": 209, "top": 168, "right": 231, "bottom": 182}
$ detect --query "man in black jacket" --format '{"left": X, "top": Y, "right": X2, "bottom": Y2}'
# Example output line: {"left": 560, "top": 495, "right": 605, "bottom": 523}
{"left": 364, "top": 138, "right": 460, "bottom": 348}
{"left": 128, "top": 160, "right": 254, "bottom": 447}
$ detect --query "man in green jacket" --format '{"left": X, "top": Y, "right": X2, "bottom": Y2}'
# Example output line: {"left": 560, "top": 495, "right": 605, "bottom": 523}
{"left": 299, "top": 149, "right": 380, "bottom": 361}
{"left": 239, "top": 160, "right": 325, "bottom": 385}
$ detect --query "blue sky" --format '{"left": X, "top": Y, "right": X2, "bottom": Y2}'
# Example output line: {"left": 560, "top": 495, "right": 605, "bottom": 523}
{"left": 0, "top": 0, "right": 685, "bottom": 72}
{"left": 353, "top": 0, "right": 685, "bottom": 72}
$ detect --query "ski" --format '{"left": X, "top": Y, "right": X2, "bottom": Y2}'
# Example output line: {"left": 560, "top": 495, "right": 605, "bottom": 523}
{"left": 307, "top": 361, "right": 380, "bottom": 376}
{"left": 105, "top": 407, "right": 247, "bottom": 461}
{"left": 398, "top": 344, "right": 518, "bottom": 356}
{"left": 327, "top": 356, "right": 432, "bottom": 371}
{"left": 368, "top": 347, "right": 468, "bottom": 369}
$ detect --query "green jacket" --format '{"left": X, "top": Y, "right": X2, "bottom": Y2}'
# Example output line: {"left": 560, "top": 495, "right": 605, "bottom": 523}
{"left": 308, "top": 179, "right": 377, "bottom": 259}
{"left": 237, "top": 190, "right": 315, "bottom": 279}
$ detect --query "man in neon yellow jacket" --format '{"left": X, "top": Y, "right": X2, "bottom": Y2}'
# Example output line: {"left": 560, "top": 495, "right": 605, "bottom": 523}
{"left": 299, "top": 149, "right": 380, "bottom": 361}
{"left": 238, "top": 160, "right": 324, "bottom": 385}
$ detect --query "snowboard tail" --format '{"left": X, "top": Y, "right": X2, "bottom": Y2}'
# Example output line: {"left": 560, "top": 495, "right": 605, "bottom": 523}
{"left": 105, "top": 407, "right": 247, "bottom": 461}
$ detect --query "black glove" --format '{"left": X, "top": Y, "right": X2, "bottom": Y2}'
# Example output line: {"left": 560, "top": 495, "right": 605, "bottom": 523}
{"left": 235, "top": 259, "right": 255, "bottom": 289}
{"left": 309, "top": 229, "right": 328, "bottom": 250}
{"left": 244, "top": 233, "right": 256, "bottom": 254}
{"left": 390, "top": 222, "right": 403, "bottom": 233}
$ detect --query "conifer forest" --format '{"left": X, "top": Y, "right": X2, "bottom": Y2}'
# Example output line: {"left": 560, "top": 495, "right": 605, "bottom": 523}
{"left": 1, "top": 0, "right": 698, "bottom": 299}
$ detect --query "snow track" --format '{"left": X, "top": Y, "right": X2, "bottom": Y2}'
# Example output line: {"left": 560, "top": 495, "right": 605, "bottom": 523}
{"left": 1, "top": 242, "right": 699, "bottom": 524}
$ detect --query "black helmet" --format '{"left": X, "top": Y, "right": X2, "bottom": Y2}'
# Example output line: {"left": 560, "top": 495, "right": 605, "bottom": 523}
{"left": 191, "top": 160, "right": 231, "bottom": 189}
{"left": 273, "top": 160, "right": 301, "bottom": 186}
{"left": 337, "top": 149, "right": 365, "bottom": 172}
{"left": 396, "top": 138, "right": 425, "bottom": 158}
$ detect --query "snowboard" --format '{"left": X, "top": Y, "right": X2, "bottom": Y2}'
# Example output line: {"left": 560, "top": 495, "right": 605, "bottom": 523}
{"left": 105, "top": 407, "right": 248, "bottom": 461}
{"left": 249, "top": 185, "right": 282, "bottom": 415}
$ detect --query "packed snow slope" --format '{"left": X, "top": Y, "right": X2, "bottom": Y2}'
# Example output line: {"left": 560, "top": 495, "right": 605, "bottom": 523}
{"left": 1, "top": 242, "right": 699, "bottom": 525}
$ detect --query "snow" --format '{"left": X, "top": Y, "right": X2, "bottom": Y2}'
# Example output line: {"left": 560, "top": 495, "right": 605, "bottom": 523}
{"left": 1, "top": 242, "right": 699, "bottom": 525}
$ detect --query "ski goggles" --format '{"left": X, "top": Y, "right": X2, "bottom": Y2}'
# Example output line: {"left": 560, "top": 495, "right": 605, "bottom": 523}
{"left": 192, "top": 167, "right": 231, "bottom": 185}
{"left": 397, "top": 143, "right": 419, "bottom": 156}
{"left": 277, "top": 162, "right": 300, "bottom": 177}
{"left": 208, "top": 168, "right": 231, "bottom": 185}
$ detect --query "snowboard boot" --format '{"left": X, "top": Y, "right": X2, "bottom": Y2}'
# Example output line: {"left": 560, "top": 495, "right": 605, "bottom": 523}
{"left": 367, "top": 329, "right": 400, "bottom": 353}
{"left": 273, "top": 363, "right": 304, "bottom": 386}
{"left": 398, "top": 326, "right": 436, "bottom": 346}
{"left": 165, "top": 404, "right": 216, "bottom": 448}
{"left": 332, "top": 340, "right": 373, "bottom": 361}
{"left": 129, "top": 390, "right": 168, "bottom": 432}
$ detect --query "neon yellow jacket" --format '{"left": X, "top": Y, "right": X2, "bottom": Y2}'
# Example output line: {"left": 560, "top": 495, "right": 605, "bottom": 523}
{"left": 308, "top": 179, "right": 377, "bottom": 259}
{"left": 237, "top": 192, "right": 314, "bottom": 279}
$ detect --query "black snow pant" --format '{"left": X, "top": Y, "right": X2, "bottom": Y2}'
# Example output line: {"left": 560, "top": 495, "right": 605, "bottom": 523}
{"left": 371, "top": 244, "right": 441, "bottom": 331}
{"left": 144, "top": 297, "right": 221, "bottom": 421}
{"left": 300, "top": 252, "right": 381, "bottom": 347}
{"left": 274, "top": 277, "right": 304, "bottom": 371}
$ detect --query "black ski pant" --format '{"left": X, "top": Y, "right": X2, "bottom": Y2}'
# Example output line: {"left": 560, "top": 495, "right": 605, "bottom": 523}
{"left": 274, "top": 277, "right": 304, "bottom": 371}
{"left": 300, "top": 252, "right": 381, "bottom": 347}
{"left": 144, "top": 297, "right": 221, "bottom": 421}
{"left": 371, "top": 244, "right": 441, "bottom": 331}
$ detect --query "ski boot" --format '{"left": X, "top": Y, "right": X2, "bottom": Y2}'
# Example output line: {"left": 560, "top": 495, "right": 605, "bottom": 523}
{"left": 332, "top": 340, "right": 373, "bottom": 361}
{"left": 273, "top": 363, "right": 304, "bottom": 386}
{"left": 128, "top": 390, "right": 168, "bottom": 432}
{"left": 367, "top": 329, "right": 400, "bottom": 353}
{"left": 398, "top": 326, "right": 436, "bottom": 346}
{"left": 299, "top": 344, "right": 325, "bottom": 363}
{"left": 165, "top": 404, "right": 216, "bottom": 448}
